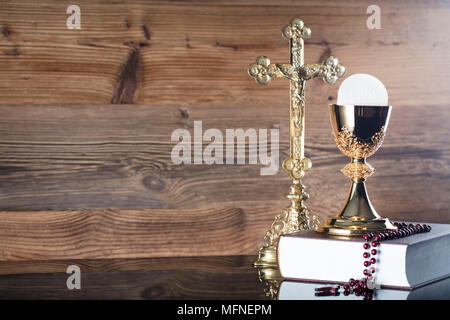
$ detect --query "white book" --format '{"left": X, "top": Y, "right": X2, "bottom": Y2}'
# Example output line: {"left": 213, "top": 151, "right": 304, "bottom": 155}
{"left": 278, "top": 223, "right": 450, "bottom": 289}
{"left": 278, "top": 277, "right": 450, "bottom": 300}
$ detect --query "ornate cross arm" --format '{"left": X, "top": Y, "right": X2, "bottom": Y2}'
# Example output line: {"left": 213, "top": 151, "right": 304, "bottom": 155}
{"left": 299, "top": 56, "right": 346, "bottom": 84}
{"left": 248, "top": 56, "right": 345, "bottom": 85}
{"left": 248, "top": 57, "right": 297, "bottom": 84}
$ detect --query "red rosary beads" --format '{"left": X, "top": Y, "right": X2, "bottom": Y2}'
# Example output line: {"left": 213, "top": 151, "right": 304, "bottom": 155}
{"left": 315, "top": 222, "right": 432, "bottom": 300}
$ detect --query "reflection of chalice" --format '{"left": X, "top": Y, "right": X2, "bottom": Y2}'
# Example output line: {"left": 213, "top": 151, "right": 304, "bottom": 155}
{"left": 317, "top": 104, "right": 397, "bottom": 236}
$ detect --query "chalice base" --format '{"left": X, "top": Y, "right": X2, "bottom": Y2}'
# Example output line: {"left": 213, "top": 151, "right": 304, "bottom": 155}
{"left": 317, "top": 180, "right": 397, "bottom": 236}
{"left": 317, "top": 217, "right": 396, "bottom": 236}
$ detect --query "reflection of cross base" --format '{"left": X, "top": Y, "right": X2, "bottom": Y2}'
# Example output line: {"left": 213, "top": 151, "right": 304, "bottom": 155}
{"left": 255, "top": 260, "right": 284, "bottom": 300}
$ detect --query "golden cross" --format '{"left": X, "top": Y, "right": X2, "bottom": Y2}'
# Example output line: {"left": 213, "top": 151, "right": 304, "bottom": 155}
{"left": 249, "top": 18, "right": 345, "bottom": 180}
{"left": 248, "top": 18, "right": 345, "bottom": 268}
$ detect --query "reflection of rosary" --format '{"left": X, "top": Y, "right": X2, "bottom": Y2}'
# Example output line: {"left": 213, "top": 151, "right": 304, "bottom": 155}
{"left": 315, "top": 222, "right": 432, "bottom": 300}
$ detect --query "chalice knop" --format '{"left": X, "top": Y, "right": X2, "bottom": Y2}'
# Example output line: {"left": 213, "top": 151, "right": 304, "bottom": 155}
{"left": 317, "top": 104, "right": 397, "bottom": 236}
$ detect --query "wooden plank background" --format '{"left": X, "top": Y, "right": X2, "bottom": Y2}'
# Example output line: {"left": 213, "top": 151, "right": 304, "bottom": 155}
{"left": 0, "top": 0, "right": 449, "bottom": 261}
{"left": 1, "top": 0, "right": 449, "bottom": 107}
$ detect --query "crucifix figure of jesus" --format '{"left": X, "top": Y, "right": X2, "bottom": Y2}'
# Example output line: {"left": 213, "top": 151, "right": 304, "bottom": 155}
{"left": 248, "top": 18, "right": 346, "bottom": 268}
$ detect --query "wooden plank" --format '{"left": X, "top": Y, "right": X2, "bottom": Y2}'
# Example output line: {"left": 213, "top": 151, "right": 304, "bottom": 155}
{"left": 0, "top": 44, "right": 134, "bottom": 104}
{"left": 0, "top": 0, "right": 449, "bottom": 106}
{"left": 0, "top": 208, "right": 282, "bottom": 261}
{"left": 0, "top": 255, "right": 267, "bottom": 299}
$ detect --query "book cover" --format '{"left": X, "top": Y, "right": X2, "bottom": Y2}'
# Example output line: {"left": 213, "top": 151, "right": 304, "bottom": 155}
{"left": 278, "top": 223, "right": 450, "bottom": 289}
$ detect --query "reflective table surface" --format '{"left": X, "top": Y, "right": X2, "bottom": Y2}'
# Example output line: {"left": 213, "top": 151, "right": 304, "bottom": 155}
{"left": 0, "top": 255, "right": 448, "bottom": 299}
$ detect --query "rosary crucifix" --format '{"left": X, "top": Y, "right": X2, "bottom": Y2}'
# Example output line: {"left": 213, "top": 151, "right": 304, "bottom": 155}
{"left": 248, "top": 18, "right": 346, "bottom": 267}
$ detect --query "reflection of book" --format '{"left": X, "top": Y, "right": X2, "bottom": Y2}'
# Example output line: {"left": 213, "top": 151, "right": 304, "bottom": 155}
{"left": 278, "top": 277, "right": 450, "bottom": 300}
{"left": 278, "top": 223, "right": 450, "bottom": 289}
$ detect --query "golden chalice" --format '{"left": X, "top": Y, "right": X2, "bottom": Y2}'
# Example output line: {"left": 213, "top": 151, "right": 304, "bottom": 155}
{"left": 317, "top": 104, "right": 397, "bottom": 236}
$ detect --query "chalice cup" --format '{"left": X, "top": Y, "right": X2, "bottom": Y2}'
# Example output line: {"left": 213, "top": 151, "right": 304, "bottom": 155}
{"left": 317, "top": 104, "right": 397, "bottom": 236}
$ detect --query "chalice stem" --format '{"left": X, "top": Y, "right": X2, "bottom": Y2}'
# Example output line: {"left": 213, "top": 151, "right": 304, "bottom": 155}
{"left": 338, "top": 158, "right": 379, "bottom": 221}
